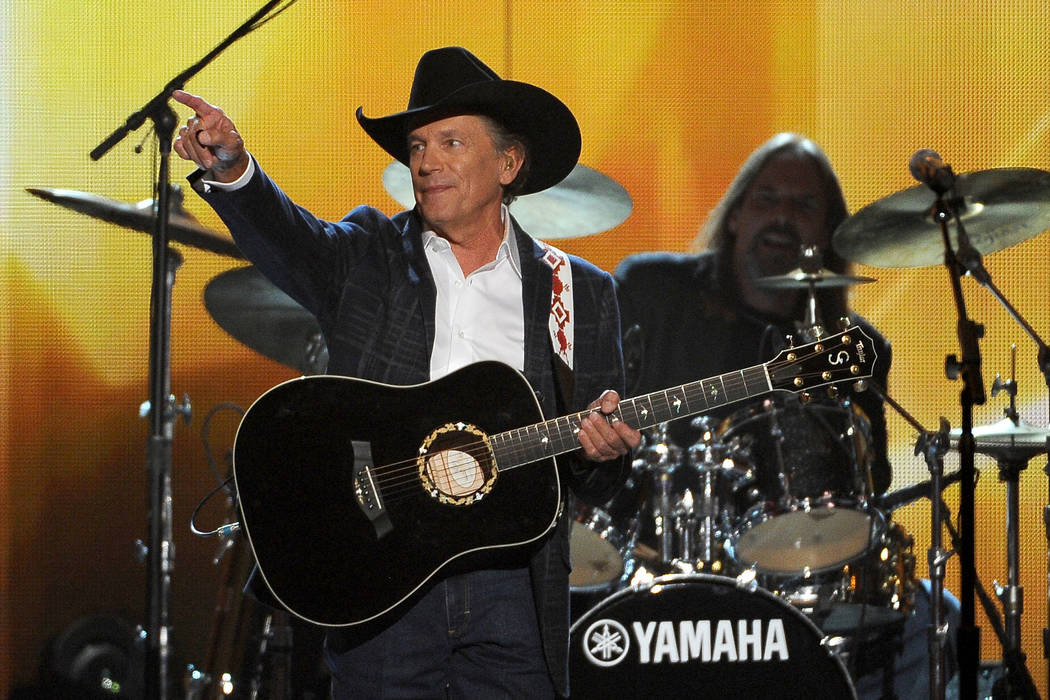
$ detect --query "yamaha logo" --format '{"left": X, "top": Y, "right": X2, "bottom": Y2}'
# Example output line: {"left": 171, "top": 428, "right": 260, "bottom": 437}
{"left": 581, "top": 617, "right": 790, "bottom": 667}
{"left": 582, "top": 619, "right": 631, "bottom": 667}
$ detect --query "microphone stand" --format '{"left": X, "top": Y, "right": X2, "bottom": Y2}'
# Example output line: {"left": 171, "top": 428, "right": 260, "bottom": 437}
{"left": 928, "top": 183, "right": 986, "bottom": 700}
{"left": 89, "top": 3, "right": 291, "bottom": 697}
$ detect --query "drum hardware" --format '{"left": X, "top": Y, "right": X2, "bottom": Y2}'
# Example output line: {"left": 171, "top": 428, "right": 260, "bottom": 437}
{"left": 950, "top": 353, "right": 1044, "bottom": 700}
{"left": 639, "top": 423, "right": 685, "bottom": 570}
{"left": 676, "top": 416, "right": 750, "bottom": 573}
{"left": 864, "top": 375, "right": 1042, "bottom": 700}
{"left": 860, "top": 376, "right": 959, "bottom": 700}
{"left": 756, "top": 244, "right": 876, "bottom": 346}
{"left": 832, "top": 153, "right": 1050, "bottom": 700}
{"left": 938, "top": 498, "right": 1041, "bottom": 700}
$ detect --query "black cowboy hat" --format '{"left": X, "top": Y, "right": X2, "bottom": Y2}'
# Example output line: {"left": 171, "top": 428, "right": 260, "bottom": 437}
{"left": 356, "top": 46, "right": 581, "bottom": 195}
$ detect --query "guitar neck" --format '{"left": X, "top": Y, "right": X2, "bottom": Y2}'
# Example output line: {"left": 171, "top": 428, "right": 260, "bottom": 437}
{"left": 491, "top": 364, "right": 770, "bottom": 470}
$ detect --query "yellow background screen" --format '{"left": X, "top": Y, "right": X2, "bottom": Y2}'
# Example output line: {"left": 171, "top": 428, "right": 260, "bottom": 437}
{"left": 4, "top": 0, "right": 1050, "bottom": 693}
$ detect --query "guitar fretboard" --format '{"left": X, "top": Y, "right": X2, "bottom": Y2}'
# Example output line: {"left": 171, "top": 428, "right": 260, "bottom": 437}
{"left": 490, "top": 364, "right": 770, "bottom": 470}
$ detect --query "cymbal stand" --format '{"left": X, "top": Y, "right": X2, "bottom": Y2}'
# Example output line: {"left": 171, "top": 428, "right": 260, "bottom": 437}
{"left": 918, "top": 420, "right": 955, "bottom": 700}
{"left": 89, "top": 4, "right": 294, "bottom": 696}
{"left": 948, "top": 208, "right": 1050, "bottom": 697}
{"left": 984, "top": 359, "right": 1041, "bottom": 699}
{"left": 800, "top": 245, "right": 824, "bottom": 332}
{"left": 794, "top": 244, "right": 827, "bottom": 344}
{"left": 938, "top": 497, "right": 1039, "bottom": 698}
{"left": 927, "top": 179, "right": 986, "bottom": 700}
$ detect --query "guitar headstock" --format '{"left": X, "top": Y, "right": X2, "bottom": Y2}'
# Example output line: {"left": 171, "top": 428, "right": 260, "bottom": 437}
{"left": 767, "top": 326, "right": 877, "bottom": 399}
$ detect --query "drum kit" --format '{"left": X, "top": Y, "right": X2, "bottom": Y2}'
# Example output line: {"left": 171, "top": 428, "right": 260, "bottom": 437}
{"left": 568, "top": 160, "right": 1050, "bottom": 699}
{"left": 567, "top": 341, "right": 919, "bottom": 699}
{"left": 25, "top": 153, "right": 1050, "bottom": 699}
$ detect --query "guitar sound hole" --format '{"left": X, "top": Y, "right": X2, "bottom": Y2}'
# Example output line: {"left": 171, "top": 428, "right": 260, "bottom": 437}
{"left": 418, "top": 423, "right": 498, "bottom": 506}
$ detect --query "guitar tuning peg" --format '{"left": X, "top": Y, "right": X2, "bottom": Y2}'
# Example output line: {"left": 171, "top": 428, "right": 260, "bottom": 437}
{"left": 853, "top": 379, "right": 868, "bottom": 393}
{"left": 785, "top": 334, "right": 796, "bottom": 348}
{"left": 800, "top": 391, "right": 812, "bottom": 403}
{"left": 837, "top": 316, "right": 852, "bottom": 331}
{"left": 826, "top": 385, "right": 839, "bottom": 399}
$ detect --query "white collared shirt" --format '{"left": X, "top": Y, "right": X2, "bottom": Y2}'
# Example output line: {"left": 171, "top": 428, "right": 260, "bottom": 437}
{"left": 424, "top": 206, "right": 525, "bottom": 380}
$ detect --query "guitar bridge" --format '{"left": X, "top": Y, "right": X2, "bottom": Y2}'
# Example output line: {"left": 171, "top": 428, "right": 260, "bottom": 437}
{"left": 351, "top": 440, "right": 393, "bottom": 539}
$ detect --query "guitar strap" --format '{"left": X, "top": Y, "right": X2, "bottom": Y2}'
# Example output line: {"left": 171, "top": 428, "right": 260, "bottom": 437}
{"left": 537, "top": 241, "right": 574, "bottom": 372}
{"left": 538, "top": 240, "right": 575, "bottom": 410}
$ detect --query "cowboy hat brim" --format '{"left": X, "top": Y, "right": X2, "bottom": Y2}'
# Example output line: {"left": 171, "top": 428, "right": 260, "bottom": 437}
{"left": 356, "top": 79, "right": 581, "bottom": 196}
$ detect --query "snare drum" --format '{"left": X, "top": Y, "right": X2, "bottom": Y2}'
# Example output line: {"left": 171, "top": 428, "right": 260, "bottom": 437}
{"left": 722, "top": 398, "right": 880, "bottom": 575}
{"left": 569, "top": 574, "right": 856, "bottom": 698}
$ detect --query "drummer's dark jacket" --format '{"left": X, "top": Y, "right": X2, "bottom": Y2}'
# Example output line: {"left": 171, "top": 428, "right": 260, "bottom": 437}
{"left": 193, "top": 161, "right": 630, "bottom": 696}
{"left": 614, "top": 250, "right": 893, "bottom": 494}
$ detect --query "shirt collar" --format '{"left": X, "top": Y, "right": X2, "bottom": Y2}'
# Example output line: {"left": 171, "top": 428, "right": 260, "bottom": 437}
{"left": 421, "top": 204, "right": 522, "bottom": 278}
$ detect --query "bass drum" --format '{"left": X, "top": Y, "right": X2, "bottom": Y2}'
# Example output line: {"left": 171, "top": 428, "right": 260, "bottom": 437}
{"left": 569, "top": 574, "right": 856, "bottom": 699}
{"left": 722, "top": 398, "right": 880, "bottom": 575}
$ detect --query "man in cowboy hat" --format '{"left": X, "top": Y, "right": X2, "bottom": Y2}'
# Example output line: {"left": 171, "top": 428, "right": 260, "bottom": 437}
{"left": 173, "top": 46, "right": 639, "bottom": 698}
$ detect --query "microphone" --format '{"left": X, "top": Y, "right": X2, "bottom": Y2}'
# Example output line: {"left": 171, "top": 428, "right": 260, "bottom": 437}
{"left": 909, "top": 148, "right": 956, "bottom": 194}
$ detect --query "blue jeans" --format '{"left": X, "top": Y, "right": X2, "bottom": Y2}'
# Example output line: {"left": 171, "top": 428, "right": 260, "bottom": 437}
{"left": 324, "top": 567, "right": 555, "bottom": 699}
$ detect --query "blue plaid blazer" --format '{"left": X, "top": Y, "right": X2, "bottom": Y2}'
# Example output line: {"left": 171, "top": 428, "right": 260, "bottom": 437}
{"left": 199, "top": 162, "right": 630, "bottom": 695}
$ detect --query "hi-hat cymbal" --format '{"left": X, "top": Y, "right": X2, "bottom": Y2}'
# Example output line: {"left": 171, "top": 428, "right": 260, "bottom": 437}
{"left": 755, "top": 267, "right": 876, "bottom": 289}
{"left": 27, "top": 186, "right": 243, "bottom": 259}
{"left": 832, "top": 168, "right": 1050, "bottom": 268}
{"left": 204, "top": 266, "right": 328, "bottom": 374}
{"left": 381, "top": 161, "right": 633, "bottom": 239}
{"left": 949, "top": 417, "right": 1050, "bottom": 459}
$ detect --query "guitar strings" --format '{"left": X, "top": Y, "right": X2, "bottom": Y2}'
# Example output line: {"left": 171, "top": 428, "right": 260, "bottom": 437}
{"left": 368, "top": 359, "right": 829, "bottom": 500}
{"left": 361, "top": 358, "right": 833, "bottom": 505}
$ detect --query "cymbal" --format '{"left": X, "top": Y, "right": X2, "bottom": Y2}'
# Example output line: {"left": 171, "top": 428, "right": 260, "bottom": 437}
{"left": 755, "top": 267, "right": 876, "bottom": 289}
{"left": 949, "top": 417, "right": 1050, "bottom": 459}
{"left": 381, "top": 161, "right": 633, "bottom": 239}
{"left": 27, "top": 186, "right": 244, "bottom": 259}
{"left": 204, "top": 266, "right": 328, "bottom": 374}
{"left": 832, "top": 168, "right": 1050, "bottom": 268}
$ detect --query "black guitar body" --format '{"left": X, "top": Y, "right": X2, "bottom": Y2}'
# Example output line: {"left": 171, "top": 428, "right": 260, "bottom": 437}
{"left": 233, "top": 361, "right": 560, "bottom": 627}
{"left": 232, "top": 327, "right": 877, "bottom": 628}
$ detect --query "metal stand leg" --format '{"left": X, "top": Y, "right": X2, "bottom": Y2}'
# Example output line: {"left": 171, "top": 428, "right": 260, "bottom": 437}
{"left": 917, "top": 424, "right": 953, "bottom": 700}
